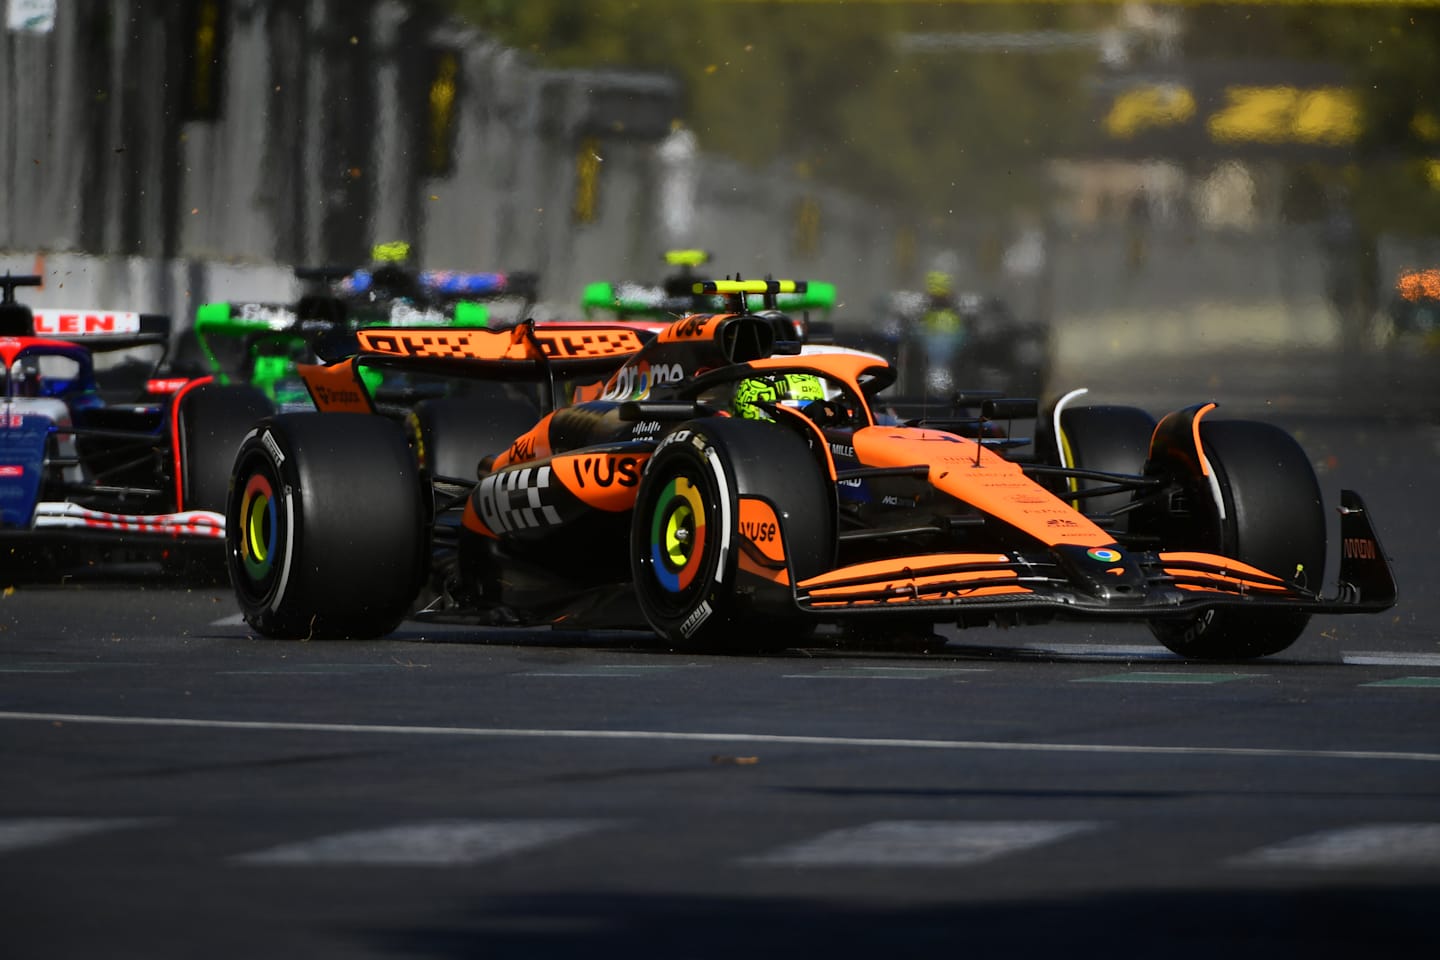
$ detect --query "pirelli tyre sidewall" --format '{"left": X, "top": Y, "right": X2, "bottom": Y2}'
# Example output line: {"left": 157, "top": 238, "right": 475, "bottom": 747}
{"left": 631, "top": 417, "right": 833, "bottom": 652}
{"left": 405, "top": 391, "right": 540, "bottom": 484}
{"left": 226, "top": 413, "right": 427, "bottom": 640}
{"left": 1050, "top": 404, "right": 1156, "bottom": 528}
{"left": 1148, "top": 418, "right": 1326, "bottom": 660}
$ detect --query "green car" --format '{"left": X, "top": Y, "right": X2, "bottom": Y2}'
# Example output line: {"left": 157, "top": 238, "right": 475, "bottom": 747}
{"left": 580, "top": 249, "right": 836, "bottom": 342}
{"left": 177, "top": 258, "right": 539, "bottom": 409}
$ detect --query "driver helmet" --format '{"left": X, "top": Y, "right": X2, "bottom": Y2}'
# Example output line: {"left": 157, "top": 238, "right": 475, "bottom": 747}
{"left": 731, "top": 372, "right": 826, "bottom": 421}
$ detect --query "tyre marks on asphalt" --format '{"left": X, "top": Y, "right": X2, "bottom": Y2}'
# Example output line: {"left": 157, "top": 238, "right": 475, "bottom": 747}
{"left": 231, "top": 819, "right": 610, "bottom": 866}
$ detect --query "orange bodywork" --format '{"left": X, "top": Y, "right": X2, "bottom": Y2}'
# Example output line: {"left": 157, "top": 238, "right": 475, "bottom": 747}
{"left": 490, "top": 414, "right": 554, "bottom": 471}
{"left": 737, "top": 496, "right": 790, "bottom": 585}
{"left": 552, "top": 451, "right": 650, "bottom": 511}
{"left": 1158, "top": 552, "right": 1292, "bottom": 593}
{"left": 356, "top": 324, "right": 645, "bottom": 362}
{"left": 297, "top": 359, "right": 373, "bottom": 413}
{"left": 851, "top": 426, "right": 1116, "bottom": 549}
{"left": 656, "top": 314, "right": 731, "bottom": 344}
{"left": 461, "top": 498, "right": 494, "bottom": 538}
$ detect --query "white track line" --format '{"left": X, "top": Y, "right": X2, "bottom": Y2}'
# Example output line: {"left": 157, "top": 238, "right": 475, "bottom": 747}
{"left": 1343, "top": 652, "right": 1440, "bottom": 667}
{"left": 1231, "top": 824, "right": 1440, "bottom": 869}
{"left": 2, "top": 710, "right": 1438, "bottom": 763}
{"left": 233, "top": 819, "right": 608, "bottom": 866}
{"left": 744, "top": 820, "right": 1098, "bottom": 867}
{"left": 0, "top": 818, "right": 157, "bottom": 855}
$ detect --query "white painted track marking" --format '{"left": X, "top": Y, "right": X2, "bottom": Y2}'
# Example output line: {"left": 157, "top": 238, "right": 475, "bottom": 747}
{"left": 233, "top": 819, "right": 608, "bottom": 866}
{"left": 782, "top": 666, "right": 989, "bottom": 680}
{"left": 210, "top": 613, "right": 246, "bottom": 627}
{"left": 521, "top": 664, "right": 710, "bottom": 677}
{"left": 1343, "top": 652, "right": 1440, "bottom": 667}
{"left": 3, "top": 710, "right": 1438, "bottom": 763}
{"left": 0, "top": 818, "right": 156, "bottom": 855}
{"left": 1232, "top": 824, "right": 1440, "bottom": 869}
{"left": 744, "top": 820, "right": 1098, "bottom": 867}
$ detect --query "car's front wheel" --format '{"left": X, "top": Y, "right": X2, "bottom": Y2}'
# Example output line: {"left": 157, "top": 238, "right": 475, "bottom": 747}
{"left": 227, "top": 413, "right": 427, "bottom": 640}
{"left": 630, "top": 417, "right": 834, "bottom": 653}
{"left": 1147, "top": 419, "right": 1326, "bottom": 660}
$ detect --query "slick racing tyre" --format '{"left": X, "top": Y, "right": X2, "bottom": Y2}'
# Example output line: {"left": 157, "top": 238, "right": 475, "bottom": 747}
{"left": 178, "top": 383, "right": 275, "bottom": 513}
{"left": 1148, "top": 419, "right": 1326, "bottom": 660}
{"left": 227, "top": 413, "right": 427, "bottom": 640}
{"left": 170, "top": 383, "right": 275, "bottom": 583}
{"left": 406, "top": 390, "right": 539, "bottom": 484}
{"left": 631, "top": 417, "right": 834, "bottom": 653}
{"left": 1048, "top": 403, "right": 1155, "bottom": 533}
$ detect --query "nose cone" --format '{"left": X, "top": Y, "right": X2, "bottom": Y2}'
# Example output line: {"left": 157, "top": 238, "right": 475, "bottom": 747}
{"left": 1051, "top": 543, "right": 1149, "bottom": 603}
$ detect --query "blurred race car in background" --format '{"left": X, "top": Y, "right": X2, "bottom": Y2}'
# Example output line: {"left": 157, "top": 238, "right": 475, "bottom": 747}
{"left": 1383, "top": 267, "right": 1440, "bottom": 350}
{"left": 222, "top": 278, "right": 1394, "bottom": 660}
{"left": 849, "top": 272, "right": 1050, "bottom": 400}
{"left": 581, "top": 248, "right": 838, "bottom": 344}
{"left": 0, "top": 275, "right": 271, "bottom": 579}
{"left": 173, "top": 243, "right": 539, "bottom": 408}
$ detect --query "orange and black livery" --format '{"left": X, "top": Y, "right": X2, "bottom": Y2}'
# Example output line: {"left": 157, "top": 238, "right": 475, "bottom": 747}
{"left": 224, "top": 280, "right": 1397, "bottom": 658}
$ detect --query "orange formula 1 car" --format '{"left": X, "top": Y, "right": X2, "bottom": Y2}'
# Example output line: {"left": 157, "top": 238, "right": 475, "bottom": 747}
{"left": 223, "top": 280, "right": 1396, "bottom": 659}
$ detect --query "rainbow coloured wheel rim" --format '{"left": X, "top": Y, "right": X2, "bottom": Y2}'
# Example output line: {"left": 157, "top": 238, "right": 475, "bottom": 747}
{"left": 649, "top": 475, "right": 708, "bottom": 595}
{"left": 238, "top": 472, "right": 278, "bottom": 584}
{"left": 229, "top": 450, "right": 288, "bottom": 610}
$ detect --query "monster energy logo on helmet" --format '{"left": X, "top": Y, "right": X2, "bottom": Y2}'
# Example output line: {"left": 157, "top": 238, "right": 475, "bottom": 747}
{"left": 732, "top": 372, "right": 826, "bottom": 420}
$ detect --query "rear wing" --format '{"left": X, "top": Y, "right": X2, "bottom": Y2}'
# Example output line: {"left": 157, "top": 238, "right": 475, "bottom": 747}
{"left": 335, "top": 322, "right": 648, "bottom": 378}
{"left": 304, "top": 321, "right": 648, "bottom": 414}
{"left": 582, "top": 279, "right": 836, "bottom": 320}
{"left": 0, "top": 274, "right": 170, "bottom": 350}
{"left": 27, "top": 309, "right": 171, "bottom": 352}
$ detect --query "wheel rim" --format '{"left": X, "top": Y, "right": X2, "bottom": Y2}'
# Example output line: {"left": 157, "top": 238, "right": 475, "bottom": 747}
{"left": 648, "top": 475, "right": 708, "bottom": 594}
{"left": 231, "top": 454, "right": 284, "bottom": 604}
{"left": 239, "top": 473, "right": 276, "bottom": 579}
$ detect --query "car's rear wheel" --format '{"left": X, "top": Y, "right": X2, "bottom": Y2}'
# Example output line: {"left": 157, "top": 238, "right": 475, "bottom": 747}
{"left": 631, "top": 417, "right": 833, "bottom": 653}
{"left": 226, "top": 413, "right": 426, "bottom": 640}
{"left": 168, "top": 382, "right": 274, "bottom": 582}
{"left": 405, "top": 390, "right": 539, "bottom": 484}
{"left": 178, "top": 382, "right": 276, "bottom": 513}
{"left": 1148, "top": 419, "right": 1326, "bottom": 660}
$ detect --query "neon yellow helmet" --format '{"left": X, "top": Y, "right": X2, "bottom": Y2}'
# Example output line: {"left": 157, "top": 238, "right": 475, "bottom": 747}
{"left": 731, "top": 372, "right": 827, "bottom": 421}
{"left": 926, "top": 270, "right": 953, "bottom": 297}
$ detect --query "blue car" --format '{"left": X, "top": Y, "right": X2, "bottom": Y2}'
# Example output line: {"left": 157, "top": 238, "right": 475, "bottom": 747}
{"left": 0, "top": 275, "right": 271, "bottom": 578}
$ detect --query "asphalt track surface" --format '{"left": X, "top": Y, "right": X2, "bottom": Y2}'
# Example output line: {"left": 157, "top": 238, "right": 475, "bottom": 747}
{"left": 2, "top": 415, "right": 1437, "bottom": 959}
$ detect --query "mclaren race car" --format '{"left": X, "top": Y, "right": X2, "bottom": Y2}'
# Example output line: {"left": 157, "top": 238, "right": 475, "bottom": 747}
{"left": 178, "top": 247, "right": 539, "bottom": 408}
{"left": 0, "top": 275, "right": 272, "bottom": 577}
{"left": 224, "top": 279, "right": 1396, "bottom": 659}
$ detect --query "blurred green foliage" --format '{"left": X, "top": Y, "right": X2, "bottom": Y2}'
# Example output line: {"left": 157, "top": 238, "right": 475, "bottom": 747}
{"left": 451, "top": 0, "right": 1440, "bottom": 237}
{"left": 450, "top": 0, "right": 1105, "bottom": 222}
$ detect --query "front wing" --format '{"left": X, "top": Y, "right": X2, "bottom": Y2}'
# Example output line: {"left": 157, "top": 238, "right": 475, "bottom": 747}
{"left": 787, "top": 490, "right": 1396, "bottom": 620}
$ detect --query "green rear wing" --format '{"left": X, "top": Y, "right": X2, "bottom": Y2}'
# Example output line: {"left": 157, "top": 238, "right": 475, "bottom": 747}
{"left": 582, "top": 280, "right": 836, "bottom": 319}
